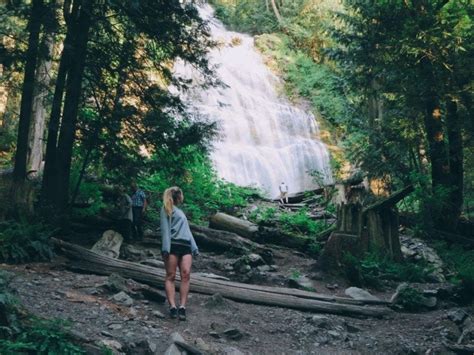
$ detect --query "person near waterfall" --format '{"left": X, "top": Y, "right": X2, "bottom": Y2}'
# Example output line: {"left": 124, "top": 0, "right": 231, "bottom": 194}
{"left": 279, "top": 181, "right": 289, "bottom": 204}
{"left": 160, "top": 187, "right": 199, "bottom": 321}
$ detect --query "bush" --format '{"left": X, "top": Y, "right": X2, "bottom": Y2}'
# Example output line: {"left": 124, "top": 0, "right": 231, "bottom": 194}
{"left": 433, "top": 241, "right": 474, "bottom": 298}
{"left": 393, "top": 285, "right": 427, "bottom": 312}
{"left": 279, "top": 208, "right": 327, "bottom": 236}
{"left": 0, "top": 317, "right": 85, "bottom": 355}
{"left": 248, "top": 207, "right": 277, "bottom": 226}
{"left": 0, "top": 222, "right": 54, "bottom": 264}
{"left": 141, "top": 153, "right": 260, "bottom": 223}
{"left": 343, "top": 252, "right": 431, "bottom": 288}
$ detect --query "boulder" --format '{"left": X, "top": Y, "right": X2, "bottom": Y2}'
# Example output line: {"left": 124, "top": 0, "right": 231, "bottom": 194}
{"left": 288, "top": 275, "right": 315, "bottom": 291}
{"left": 91, "top": 230, "right": 123, "bottom": 258}
{"left": 111, "top": 291, "right": 134, "bottom": 307}
{"left": 344, "top": 287, "right": 381, "bottom": 302}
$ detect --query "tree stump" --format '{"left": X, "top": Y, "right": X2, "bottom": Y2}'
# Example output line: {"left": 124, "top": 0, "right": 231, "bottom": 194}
{"left": 323, "top": 185, "right": 413, "bottom": 265}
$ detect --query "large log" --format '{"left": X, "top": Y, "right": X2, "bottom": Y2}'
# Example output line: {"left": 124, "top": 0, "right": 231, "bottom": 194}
{"left": 189, "top": 223, "right": 269, "bottom": 255}
{"left": 209, "top": 212, "right": 317, "bottom": 253}
{"left": 53, "top": 239, "right": 390, "bottom": 317}
{"left": 209, "top": 212, "right": 259, "bottom": 238}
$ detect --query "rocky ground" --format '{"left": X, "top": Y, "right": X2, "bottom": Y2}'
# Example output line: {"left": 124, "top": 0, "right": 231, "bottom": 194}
{"left": 3, "top": 233, "right": 474, "bottom": 355}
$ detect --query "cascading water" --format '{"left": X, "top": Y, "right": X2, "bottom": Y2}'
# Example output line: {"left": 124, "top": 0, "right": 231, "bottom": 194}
{"left": 176, "top": 4, "right": 332, "bottom": 198}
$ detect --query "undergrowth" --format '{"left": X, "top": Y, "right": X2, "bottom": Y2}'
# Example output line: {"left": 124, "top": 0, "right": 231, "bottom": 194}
{"left": 343, "top": 252, "right": 432, "bottom": 289}
{"left": 432, "top": 241, "right": 474, "bottom": 298}
{"left": 0, "top": 221, "right": 54, "bottom": 264}
{"left": 0, "top": 271, "right": 85, "bottom": 354}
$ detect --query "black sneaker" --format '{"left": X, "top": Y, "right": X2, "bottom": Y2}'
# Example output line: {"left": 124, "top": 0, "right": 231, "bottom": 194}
{"left": 169, "top": 307, "right": 178, "bottom": 319}
{"left": 178, "top": 307, "right": 186, "bottom": 321}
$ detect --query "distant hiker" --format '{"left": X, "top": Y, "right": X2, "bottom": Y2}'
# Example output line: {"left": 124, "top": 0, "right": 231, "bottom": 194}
{"left": 131, "top": 182, "right": 147, "bottom": 240}
{"left": 160, "top": 186, "right": 199, "bottom": 321}
{"left": 279, "top": 181, "right": 289, "bottom": 204}
{"left": 117, "top": 186, "right": 132, "bottom": 241}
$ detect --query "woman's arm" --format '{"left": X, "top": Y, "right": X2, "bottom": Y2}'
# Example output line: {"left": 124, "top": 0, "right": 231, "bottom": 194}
{"left": 160, "top": 208, "right": 171, "bottom": 254}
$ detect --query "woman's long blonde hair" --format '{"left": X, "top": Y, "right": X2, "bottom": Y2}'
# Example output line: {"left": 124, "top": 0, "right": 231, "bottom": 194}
{"left": 163, "top": 186, "right": 183, "bottom": 216}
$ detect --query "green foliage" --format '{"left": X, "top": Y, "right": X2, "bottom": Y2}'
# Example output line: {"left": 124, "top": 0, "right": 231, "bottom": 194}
{"left": 343, "top": 252, "right": 431, "bottom": 288}
{"left": 433, "top": 241, "right": 474, "bottom": 294}
{"left": 0, "top": 272, "right": 84, "bottom": 354}
{"left": 0, "top": 318, "right": 85, "bottom": 354}
{"left": 393, "top": 286, "right": 427, "bottom": 312}
{"left": 141, "top": 152, "right": 259, "bottom": 223}
{"left": 279, "top": 208, "right": 327, "bottom": 236}
{"left": 70, "top": 167, "right": 106, "bottom": 219}
{"left": 248, "top": 207, "right": 277, "bottom": 226}
{"left": 0, "top": 221, "right": 54, "bottom": 264}
{"left": 209, "top": 0, "right": 277, "bottom": 34}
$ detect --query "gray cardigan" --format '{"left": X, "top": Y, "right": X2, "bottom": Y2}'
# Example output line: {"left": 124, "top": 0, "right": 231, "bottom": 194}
{"left": 160, "top": 206, "right": 198, "bottom": 255}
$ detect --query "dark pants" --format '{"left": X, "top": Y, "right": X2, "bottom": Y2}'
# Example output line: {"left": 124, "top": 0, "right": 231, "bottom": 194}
{"left": 132, "top": 207, "right": 144, "bottom": 240}
{"left": 118, "top": 219, "right": 132, "bottom": 241}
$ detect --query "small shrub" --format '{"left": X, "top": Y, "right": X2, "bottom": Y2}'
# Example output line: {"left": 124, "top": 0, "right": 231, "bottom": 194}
{"left": 433, "top": 241, "right": 474, "bottom": 300}
{"left": 248, "top": 207, "right": 277, "bottom": 226}
{"left": 0, "top": 222, "right": 54, "bottom": 264}
{"left": 343, "top": 252, "right": 431, "bottom": 288}
{"left": 393, "top": 286, "right": 426, "bottom": 312}
{"left": 0, "top": 318, "right": 85, "bottom": 354}
{"left": 279, "top": 209, "right": 326, "bottom": 236}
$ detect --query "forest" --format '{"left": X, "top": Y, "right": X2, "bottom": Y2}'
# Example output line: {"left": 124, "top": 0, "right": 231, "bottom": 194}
{"left": 0, "top": 0, "right": 473, "bottom": 354}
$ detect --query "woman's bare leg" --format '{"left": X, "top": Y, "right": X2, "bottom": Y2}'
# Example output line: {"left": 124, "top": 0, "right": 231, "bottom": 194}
{"left": 178, "top": 254, "right": 193, "bottom": 307}
{"left": 164, "top": 254, "right": 179, "bottom": 308}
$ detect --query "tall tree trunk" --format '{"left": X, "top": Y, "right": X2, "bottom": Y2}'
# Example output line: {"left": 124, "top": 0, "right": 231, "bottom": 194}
{"left": 0, "top": 59, "right": 7, "bottom": 128}
{"left": 55, "top": 0, "right": 93, "bottom": 211}
{"left": 12, "top": 0, "right": 44, "bottom": 181}
{"left": 27, "top": 32, "right": 54, "bottom": 175}
{"left": 270, "top": 0, "right": 282, "bottom": 23}
{"left": 445, "top": 98, "right": 463, "bottom": 229}
{"left": 41, "top": 0, "right": 80, "bottom": 207}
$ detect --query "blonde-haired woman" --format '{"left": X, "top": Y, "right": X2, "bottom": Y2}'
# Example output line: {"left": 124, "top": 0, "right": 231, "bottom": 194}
{"left": 160, "top": 186, "right": 199, "bottom": 321}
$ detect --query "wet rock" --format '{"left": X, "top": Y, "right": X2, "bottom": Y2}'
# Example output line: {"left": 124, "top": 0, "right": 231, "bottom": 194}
{"left": 344, "top": 287, "right": 381, "bottom": 302}
{"left": 111, "top": 291, "right": 134, "bottom": 306}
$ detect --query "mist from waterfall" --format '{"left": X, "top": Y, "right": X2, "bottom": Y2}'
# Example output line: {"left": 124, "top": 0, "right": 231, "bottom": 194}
{"left": 175, "top": 4, "right": 332, "bottom": 198}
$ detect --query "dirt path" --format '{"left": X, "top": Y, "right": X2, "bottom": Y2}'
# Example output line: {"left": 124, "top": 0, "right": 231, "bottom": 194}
{"left": 4, "top": 258, "right": 470, "bottom": 354}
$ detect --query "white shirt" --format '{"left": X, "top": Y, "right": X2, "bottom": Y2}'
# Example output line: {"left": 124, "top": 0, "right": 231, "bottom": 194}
{"left": 279, "top": 183, "right": 288, "bottom": 193}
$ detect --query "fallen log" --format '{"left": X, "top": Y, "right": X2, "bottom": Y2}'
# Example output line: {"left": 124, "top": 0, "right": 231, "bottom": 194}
{"left": 53, "top": 239, "right": 390, "bottom": 317}
{"left": 190, "top": 223, "right": 269, "bottom": 255}
{"left": 138, "top": 224, "right": 271, "bottom": 256}
{"left": 209, "top": 212, "right": 316, "bottom": 253}
{"left": 209, "top": 212, "right": 259, "bottom": 238}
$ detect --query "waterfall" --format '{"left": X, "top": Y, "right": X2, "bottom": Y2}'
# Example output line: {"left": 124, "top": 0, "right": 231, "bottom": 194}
{"left": 175, "top": 4, "right": 332, "bottom": 198}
